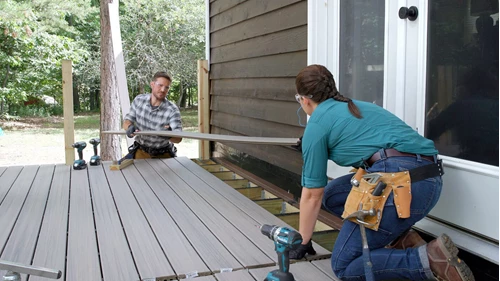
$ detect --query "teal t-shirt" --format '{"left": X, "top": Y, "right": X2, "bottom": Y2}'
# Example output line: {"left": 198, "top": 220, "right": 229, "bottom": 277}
{"left": 301, "top": 98, "right": 438, "bottom": 188}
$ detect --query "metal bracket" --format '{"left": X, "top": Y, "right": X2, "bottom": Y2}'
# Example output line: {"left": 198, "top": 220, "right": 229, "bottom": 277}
{"left": 0, "top": 259, "right": 61, "bottom": 280}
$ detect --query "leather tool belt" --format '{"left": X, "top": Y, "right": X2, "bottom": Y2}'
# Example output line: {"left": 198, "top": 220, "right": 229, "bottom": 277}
{"left": 135, "top": 141, "right": 177, "bottom": 157}
{"left": 365, "top": 148, "right": 435, "bottom": 167}
{"left": 343, "top": 160, "right": 444, "bottom": 231}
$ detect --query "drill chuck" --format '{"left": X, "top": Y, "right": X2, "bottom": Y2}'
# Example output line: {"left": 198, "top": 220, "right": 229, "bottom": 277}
{"left": 260, "top": 224, "right": 303, "bottom": 250}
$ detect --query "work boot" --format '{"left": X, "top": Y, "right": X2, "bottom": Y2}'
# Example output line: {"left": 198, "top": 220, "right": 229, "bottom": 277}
{"left": 427, "top": 234, "right": 475, "bottom": 281}
{"left": 386, "top": 229, "right": 427, "bottom": 249}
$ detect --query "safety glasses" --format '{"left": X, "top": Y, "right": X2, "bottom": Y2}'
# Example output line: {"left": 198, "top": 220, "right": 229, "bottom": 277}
{"left": 295, "top": 93, "right": 313, "bottom": 103}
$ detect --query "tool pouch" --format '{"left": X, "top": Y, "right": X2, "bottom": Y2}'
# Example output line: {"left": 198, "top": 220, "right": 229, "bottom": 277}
{"left": 128, "top": 142, "right": 141, "bottom": 159}
{"left": 342, "top": 178, "right": 392, "bottom": 231}
{"left": 342, "top": 171, "right": 412, "bottom": 231}
{"left": 391, "top": 171, "right": 412, "bottom": 219}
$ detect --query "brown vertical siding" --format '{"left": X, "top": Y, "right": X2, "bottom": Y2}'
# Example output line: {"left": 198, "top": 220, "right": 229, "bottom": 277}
{"left": 208, "top": 0, "right": 307, "bottom": 175}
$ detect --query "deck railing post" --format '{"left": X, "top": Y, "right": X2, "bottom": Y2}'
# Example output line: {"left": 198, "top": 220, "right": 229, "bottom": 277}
{"left": 197, "top": 59, "right": 210, "bottom": 160}
{"left": 62, "top": 60, "right": 75, "bottom": 166}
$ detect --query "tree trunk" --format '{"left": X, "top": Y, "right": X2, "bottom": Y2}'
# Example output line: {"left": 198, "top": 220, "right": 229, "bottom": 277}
{"left": 99, "top": 0, "right": 121, "bottom": 160}
{"left": 1, "top": 64, "right": 10, "bottom": 115}
{"left": 180, "top": 85, "right": 188, "bottom": 108}
{"left": 73, "top": 76, "right": 80, "bottom": 112}
{"left": 177, "top": 80, "right": 184, "bottom": 107}
{"left": 138, "top": 82, "right": 144, "bottom": 95}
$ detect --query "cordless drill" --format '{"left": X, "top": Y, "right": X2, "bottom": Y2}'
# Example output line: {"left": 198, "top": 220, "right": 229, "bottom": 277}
{"left": 260, "top": 224, "right": 303, "bottom": 281}
{"left": 72, "top": 141, "right": 87, "bottom": 170}
{"left": 89, "top": 138, "right": 101, "bottom": 166}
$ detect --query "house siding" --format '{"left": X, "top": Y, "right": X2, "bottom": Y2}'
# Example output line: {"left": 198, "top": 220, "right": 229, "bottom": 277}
{"left": 209, "top": 0, "right": 307, "bottom": 178}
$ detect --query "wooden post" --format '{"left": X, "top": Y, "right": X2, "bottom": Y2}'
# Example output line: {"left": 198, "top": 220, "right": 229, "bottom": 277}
{"left": 62, "top": 60, "right": 75, "bottom": 165}
{"left": 197, "top": 60, "right": 210, "bottom": 160}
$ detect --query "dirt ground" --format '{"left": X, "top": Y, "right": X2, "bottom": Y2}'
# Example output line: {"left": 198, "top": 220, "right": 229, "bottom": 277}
{"left": 0, "top": 117, "right": 199, "bottom": 167}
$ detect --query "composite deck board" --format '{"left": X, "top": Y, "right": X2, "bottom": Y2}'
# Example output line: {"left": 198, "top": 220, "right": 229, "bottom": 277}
{"left": 117, "top": 163, "right": 210, "bottom": 278}
{"left": 0, "top": 166, "right": 6, "bottom": 176}
{"left": 175, "top": 157, "right": 331, "bottom": 258}
{"left": 66, "top": 169, "right": 101, "bottom": 281}
{"left": 0, "top": 159, "right": 321, "bottom": 281}
{"left": 0, "top": 166, "right": 23, "bottom": 205}
{"left": 162, "top": 158, "right": 279, "bottom": 261}
{"left": 133, "top": 160, "right": 242, "bottom": 272}
{"left": 215, "top": 269, "right": 257, "bottom": 281}
{"left": 87, "top": 165, "right": 140, "bottom": 281}
{"left": 30, "top": 165, "right": 70, "bottom": 281}
{"left": 100, "top": 163, "right": 177, "bottom": 280}
{"left": 0, "top": 165, "right": 53, "bottom": 280}
{"left": 0, "top": 165, "right": 38, "bottom": 255}
{"left": 146, "top": 159, "right": 274, "bottom": 269}
{"left": 312, "top": 259, "right": 339, "bottom": 280}
{"left": 249, "top": 261, "right": 335, "bottom": 281}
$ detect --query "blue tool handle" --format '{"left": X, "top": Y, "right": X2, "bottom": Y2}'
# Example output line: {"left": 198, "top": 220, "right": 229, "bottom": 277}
{"left": 276, "top": 244, "right": 290, "bottom": 273}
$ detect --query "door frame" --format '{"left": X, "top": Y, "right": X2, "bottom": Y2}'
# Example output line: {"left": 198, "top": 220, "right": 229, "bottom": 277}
{"left": 308, "top": 0, "right": 499, "bottom": 264}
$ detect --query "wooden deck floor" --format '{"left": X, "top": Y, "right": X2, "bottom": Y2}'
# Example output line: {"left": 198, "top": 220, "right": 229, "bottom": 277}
{"left": 0, "top": 157, "right": 334, "bottom": 281}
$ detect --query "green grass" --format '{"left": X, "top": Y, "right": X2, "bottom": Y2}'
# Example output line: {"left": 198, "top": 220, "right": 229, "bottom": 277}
{"left": 73, "top": 108, "right": 198, "bottom": 129}
{"left": 1, "top": 108, "right": 198, "bottom": 134}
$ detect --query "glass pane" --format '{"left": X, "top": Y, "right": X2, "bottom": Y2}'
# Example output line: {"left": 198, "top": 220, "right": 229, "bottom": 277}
{"left": 425, "top": 0, "right": 499, "bottom": 166}
{"left": 339, "top": 0, "right": 385, "bottom": 105}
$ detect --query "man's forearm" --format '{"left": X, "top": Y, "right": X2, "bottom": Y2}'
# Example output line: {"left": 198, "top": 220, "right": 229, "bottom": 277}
{"left": 123, "top": 119, "right": 132, "bottom": 131}
{"left": 169, "top": 137, "right": 182, "bottom": 143}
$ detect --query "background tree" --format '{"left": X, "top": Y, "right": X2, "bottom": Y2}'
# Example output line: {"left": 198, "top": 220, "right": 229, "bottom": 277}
{"left": 99, "top": 0, "right": 122, "bottom": 161}
{"left": 0, "top": 0, "right": 95, "bottom": 115}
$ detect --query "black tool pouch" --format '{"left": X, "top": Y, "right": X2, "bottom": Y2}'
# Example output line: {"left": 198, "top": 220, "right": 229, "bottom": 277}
{"left": 166, "top": 142, "right": 177, "bottom": 157}
{"left": 128, "top": 142, "right": 141, "bottom": 158}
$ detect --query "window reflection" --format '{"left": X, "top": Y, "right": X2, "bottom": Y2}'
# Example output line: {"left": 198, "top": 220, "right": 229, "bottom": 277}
{"left": 425, "top": 0, "right": 499, "bottom": 166}
{"left": 339, "top": 0, "right": 385, "bottom": 105}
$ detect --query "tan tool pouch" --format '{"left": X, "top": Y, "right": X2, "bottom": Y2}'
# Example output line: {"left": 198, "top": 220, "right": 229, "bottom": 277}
{"left": 341, "top": 171, "right": 412, "bottom": 231}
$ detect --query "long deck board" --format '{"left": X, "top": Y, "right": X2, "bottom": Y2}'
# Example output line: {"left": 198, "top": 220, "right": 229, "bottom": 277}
{"left": 149, "top": 159, "right": 275, "bottom": 268}
{"left": 118, "top": 163, "right": 211, "bottom": 277}
{"left": 175, "top": 157, "right": 331, "bottom": 258}
{"left": 87, "top": 165, "right": 140, "bottom": 281}
{"left": 0, "top": 157, "right": 333, "bottom": 280}
{"left": 0, "top": 165, "right": 53, "bottom": 280}
{"left": 30, "top": 165, "right": 71, "bottom": 281}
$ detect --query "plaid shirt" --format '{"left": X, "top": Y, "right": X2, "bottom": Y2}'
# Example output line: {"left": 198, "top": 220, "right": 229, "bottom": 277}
{"left": 125, "top": 93, "right": 182, "bottom": 149}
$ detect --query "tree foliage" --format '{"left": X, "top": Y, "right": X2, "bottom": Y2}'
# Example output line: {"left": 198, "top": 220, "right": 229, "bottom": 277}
{"left": 0, "top": 0, "right": 95, "bottom": 114}
{"left": 0, "top": 0, "right": 205, "bottom": 115}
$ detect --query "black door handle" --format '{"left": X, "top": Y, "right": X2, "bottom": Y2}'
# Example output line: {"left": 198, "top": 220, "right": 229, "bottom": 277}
{"left": 399, "top": 6, "right": 418, "bottom": 21}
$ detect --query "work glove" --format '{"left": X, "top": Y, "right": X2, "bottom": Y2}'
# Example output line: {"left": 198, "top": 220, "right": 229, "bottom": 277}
{"left": 126, "top": 124, "right": 137, "bottom": 138}
{"left": 291, "top": 136, "right": 303, "bottom": 152}
{"left": 289, "top": 239, "right": 316, "bottom": 260}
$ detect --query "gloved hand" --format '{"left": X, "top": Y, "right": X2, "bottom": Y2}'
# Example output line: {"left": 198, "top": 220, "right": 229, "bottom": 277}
{"left": 126, "top": 124, "right": 137, "bottom": 138}
{"left": 289, "top": 239, "right": 316, "bottom": 260}
{"left": 291, "top": 136, "right": 303, "bottom": 152}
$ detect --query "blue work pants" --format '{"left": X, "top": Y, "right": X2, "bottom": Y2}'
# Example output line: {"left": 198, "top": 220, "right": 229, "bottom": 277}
{"left": 323, "top": 149, "right": 442, "bottom": 280}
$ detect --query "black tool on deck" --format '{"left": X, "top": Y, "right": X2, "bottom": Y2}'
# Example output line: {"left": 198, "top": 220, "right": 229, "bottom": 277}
{"left": 260, "top": 224, "right": 303, "bottom": 281}
{"left": 72, "top": 141, "right": 87, "bottom": 170}
{"left": 89, "top": 138, "right": 101, "bottom": 166}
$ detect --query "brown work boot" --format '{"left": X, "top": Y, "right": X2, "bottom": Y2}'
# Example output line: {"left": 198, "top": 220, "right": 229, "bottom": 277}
{"left": 427, "top": 234, "right": 475, "bottom": 281}
{"left": 386, "top": 229, "right": 427, "bottom": 249}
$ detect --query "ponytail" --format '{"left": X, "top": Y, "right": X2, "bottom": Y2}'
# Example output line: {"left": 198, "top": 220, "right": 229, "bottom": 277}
{"left": 331, "top": 92, "right": 363, "bottom": 119}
